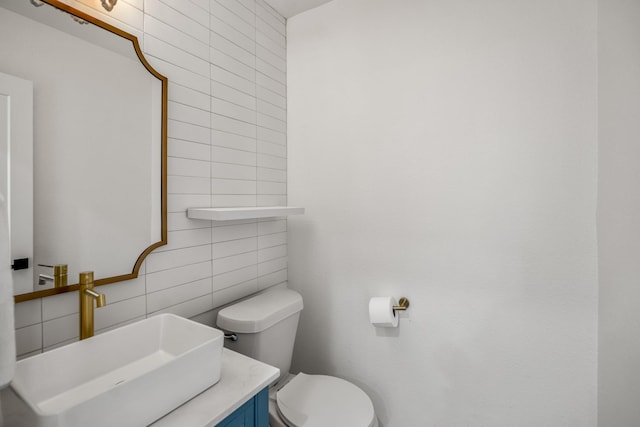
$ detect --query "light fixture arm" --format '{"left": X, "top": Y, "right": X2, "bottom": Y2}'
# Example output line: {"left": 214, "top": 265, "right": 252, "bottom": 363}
{"left": 101, "top": 0, "right": 117, "bottom": 12}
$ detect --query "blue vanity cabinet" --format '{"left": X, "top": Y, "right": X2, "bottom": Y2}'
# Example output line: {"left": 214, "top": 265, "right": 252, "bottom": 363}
{"left": 215, "top": 388, "right": 269, "bottom": 427}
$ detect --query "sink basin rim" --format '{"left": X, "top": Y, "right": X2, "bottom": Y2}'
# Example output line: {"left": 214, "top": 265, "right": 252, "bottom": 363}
{"left": 6, "top": 313, "right": 224, "bottom": 427}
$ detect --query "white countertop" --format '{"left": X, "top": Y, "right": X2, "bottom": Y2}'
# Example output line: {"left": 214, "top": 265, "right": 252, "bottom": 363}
{"left": 151, "top": 349, "right": 279, "bottom": 427}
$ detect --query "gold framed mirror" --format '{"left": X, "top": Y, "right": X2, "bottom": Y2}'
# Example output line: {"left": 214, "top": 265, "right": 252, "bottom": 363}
{"left": 0, "top": 0, "right": 167, "bottom": 303}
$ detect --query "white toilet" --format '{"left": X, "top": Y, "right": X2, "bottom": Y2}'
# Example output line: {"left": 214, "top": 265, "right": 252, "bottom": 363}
{"left": 217, "top": 288, "right": 378, "bottom": 427}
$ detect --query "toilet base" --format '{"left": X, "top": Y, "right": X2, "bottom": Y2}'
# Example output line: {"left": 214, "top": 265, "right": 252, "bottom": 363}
{"left": 267, "top": 373, "right": 294, "bottom": 427}
{"left": 267, "top": 373, "right": 379, "bottom": 427}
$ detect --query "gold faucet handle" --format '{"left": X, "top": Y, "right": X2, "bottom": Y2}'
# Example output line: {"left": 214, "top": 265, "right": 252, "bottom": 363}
{"left": 84, "top": 288, "right": 106, "bottom": 307}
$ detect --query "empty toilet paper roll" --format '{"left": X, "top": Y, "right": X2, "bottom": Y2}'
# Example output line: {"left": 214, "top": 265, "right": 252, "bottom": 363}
{"left": 369, "top": 297, "right": 399, "bottom": 328}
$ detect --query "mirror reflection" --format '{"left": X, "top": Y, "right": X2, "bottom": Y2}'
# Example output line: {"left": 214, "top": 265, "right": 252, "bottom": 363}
{"left": 0, "top": 0, "right": 167, "bottom": 300}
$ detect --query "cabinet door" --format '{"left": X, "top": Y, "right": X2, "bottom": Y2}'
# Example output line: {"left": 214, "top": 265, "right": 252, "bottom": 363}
{"left": 216, "top": 388, "right": 269, "bottom": 427}
{"left": 216, "top": 407, "right": 253, "bottom": 427}
{"left": 254, "top": 387, "right": 268, "bottom": 427}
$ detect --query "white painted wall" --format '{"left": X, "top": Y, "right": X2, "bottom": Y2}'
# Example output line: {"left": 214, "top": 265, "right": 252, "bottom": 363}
{"left": 598, "top": 0, "right": 640, "bottom": 425}
{"left": 6, "top": 0, "right": 289, "bottom": 357}
{"left": 287, "top": 0, "right": 598, "bottom": 425}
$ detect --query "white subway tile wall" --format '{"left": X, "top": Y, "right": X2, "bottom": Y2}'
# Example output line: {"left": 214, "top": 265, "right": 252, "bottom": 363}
{"left": 13, "top": 0, "right": 287, "bottom": 357}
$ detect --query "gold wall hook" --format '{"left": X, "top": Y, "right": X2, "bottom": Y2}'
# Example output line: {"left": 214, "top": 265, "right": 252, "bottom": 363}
{"left": 392, "top": 297, "right": 410, "bottom": 313}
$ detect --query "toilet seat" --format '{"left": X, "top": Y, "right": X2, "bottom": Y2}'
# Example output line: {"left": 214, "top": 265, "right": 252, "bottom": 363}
{"left": 275, "top": 373, "right": 376, "bottom": 427}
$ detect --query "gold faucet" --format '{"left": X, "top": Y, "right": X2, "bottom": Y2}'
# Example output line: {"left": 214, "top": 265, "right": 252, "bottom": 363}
{"left": 79, "top": 271, "right": 106, "bottom": 340}
{"left": 38, "top": 264, "right": 68, "bottom": 288}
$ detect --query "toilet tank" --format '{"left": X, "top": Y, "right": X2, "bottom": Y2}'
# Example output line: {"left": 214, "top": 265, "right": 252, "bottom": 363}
{"left": 216, "top": 288, "right": 303, "bottom": 384}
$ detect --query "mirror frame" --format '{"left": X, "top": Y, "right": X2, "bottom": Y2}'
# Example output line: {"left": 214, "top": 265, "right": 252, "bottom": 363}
{"left": 13, "top": 0, "right": 167, "bottom": 303}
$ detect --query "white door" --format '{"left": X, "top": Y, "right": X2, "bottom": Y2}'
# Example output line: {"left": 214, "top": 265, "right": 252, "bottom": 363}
{"left": 0, "top": 71, "right": 33, "bottom": 295}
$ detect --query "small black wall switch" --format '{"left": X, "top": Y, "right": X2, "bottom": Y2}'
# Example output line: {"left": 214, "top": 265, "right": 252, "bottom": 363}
{"left": 11, "top": 258, "right": 29, "bottom": 270}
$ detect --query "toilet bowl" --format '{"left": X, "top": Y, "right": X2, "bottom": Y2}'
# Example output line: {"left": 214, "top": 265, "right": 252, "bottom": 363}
{"left": 217, "top": 288, "right": 378, "bottom": 427}
{"left": 268, "top": 373, "right": 378, "bottom": 427}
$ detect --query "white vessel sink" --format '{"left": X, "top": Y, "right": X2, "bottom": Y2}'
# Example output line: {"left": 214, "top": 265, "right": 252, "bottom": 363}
{"left": 2, "top": 314, "right": 224, "bottom": 427}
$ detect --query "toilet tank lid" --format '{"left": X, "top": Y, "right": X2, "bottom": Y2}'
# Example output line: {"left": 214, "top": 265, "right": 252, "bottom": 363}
{"left": 217, "top": 288, "right": 303, "bottom": 333}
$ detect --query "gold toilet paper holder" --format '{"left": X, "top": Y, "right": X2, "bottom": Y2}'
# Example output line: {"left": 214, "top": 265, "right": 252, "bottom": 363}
{"left": 393, "top": 297, "right": 410, "bottom": 313}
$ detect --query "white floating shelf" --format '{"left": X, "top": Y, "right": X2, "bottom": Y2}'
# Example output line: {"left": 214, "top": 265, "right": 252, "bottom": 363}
{"left": 187, "top": 206, "right": 305, "bottom": 221}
